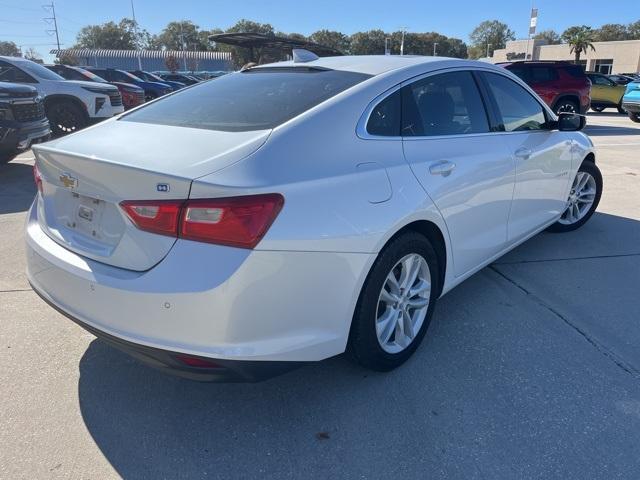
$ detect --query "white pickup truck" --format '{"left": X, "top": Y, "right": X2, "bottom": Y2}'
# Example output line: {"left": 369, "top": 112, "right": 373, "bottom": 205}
{"left": 0, "top": 56, "right": 124, "bottom": 136}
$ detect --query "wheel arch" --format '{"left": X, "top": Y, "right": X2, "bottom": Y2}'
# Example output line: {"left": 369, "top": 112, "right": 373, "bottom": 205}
{"left": 44, "top": 94, "right": 88, "bottom": 119}
{"left": 552, "top": 94, "right": 581, "bottom": 111}
{"left": 583, "top": 152, "right": 596, "bottom": 165}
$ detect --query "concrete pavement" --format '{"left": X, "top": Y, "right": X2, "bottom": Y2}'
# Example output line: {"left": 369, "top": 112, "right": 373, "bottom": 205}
{"left": 1, "top": 112, "right": 639, "bottom": 479}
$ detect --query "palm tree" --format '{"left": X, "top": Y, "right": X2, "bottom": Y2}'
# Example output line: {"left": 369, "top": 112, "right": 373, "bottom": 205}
{"left": 562, "top": 26, "right": 596, "bottom": 64}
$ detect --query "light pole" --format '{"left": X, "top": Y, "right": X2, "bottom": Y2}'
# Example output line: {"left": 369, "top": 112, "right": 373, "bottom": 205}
{"left": 486, "top": 43, "right": 492, "bottom": 58}
{"left": 433, "top": 42, "right": 438, "bottom": 56}
{"left": 398, "top": 26, "right": 407, "bottom": 56}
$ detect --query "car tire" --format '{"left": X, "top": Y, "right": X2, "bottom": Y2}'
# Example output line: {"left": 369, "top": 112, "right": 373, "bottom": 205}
{"left": 547, "top": 161, "right": 602, "bottom": 233}
{"left": 144, "top": 91, "right": 158, "bottom": 102}
{"left": 47, "top": 101, "right": 87, "bottom": 137}
{"left": 347, "top": 231, "right": 440, "bottom": 372}
{"left": 629, "top": 112, "right": 640, "bottom": 123}
{"left": 554, "top": 98, "right": 580, "bottom": 115}
{"left": 591, "top": 106, "right": 605, "bottom": 112}
{"left": 617, "top": 103, "right": 627, "bottom": 114}
{"left": 0, "top": 149, "right": 18, "bottom": 165}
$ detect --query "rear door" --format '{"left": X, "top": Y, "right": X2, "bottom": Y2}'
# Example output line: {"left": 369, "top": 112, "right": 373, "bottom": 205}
{"left": 401, "top": 70, "right": 515, "bottom": 276}
{"left": 479, "top": 71, "right": 572, "bottom": 242}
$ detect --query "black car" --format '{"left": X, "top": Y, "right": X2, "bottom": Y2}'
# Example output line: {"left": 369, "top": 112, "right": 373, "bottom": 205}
{"left": 157, "top": 72, "right": 200, "bottom": 86}
{"left": 608, "top": 74, "right": 636, "bottom": 86}
{"left": 0, "top": 82, "right": 50, "bottom": 164}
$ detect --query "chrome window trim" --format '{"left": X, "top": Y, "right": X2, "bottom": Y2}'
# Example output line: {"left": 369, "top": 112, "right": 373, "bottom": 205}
{"left": 356, "top": 65, "right": 556, "bottom": 141}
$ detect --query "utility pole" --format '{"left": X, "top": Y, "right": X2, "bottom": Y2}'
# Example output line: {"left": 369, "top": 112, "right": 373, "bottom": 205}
{"left": 486, "top": 43, "right": 492, "bottom": 58}
{"left": 433, "top": 42, "right": 438, "bottom": 56}
{"left": 130, "top": 0, "right": 142, "bottom": 69}
{"left": 43, "top": 2, "right": 61, "bottom": 51}
{"left": 179, "top": 21, "right": 187, "bottom": 71}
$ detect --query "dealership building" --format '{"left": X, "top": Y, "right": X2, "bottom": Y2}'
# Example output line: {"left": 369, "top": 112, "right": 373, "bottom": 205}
{"left": 491, "top": 39, "right": 640, "bottom": 74}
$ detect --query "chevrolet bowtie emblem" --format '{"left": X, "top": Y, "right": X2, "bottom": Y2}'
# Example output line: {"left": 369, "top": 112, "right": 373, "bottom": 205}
{"left": 59, "top": 173, "right": 78, "bottom": 189}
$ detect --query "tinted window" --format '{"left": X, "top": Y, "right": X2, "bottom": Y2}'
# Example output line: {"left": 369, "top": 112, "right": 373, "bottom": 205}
{"left": 366, "top": 90, "right": 401, "bottom": 136}
{"left": 563, "top": 65, "right": 586, "bottom": 78}
{"left": 589, "top": 74, "right": 612, "bottom": 86}
{"left": 508, "top": 66, "right": 529, "bottom": 82}
{"left": 401, "top": 71, "right": 489, "bottom": 136}
{"left": 0, "top": 61, "right": 36, "bottom": 83}
{"left": 483, "top": 72, "right": 547, "bottom": 132}
{"left": 123, "top": 68, "right": 371, "bottom": 132}
{"left": 16, "top": 60, "right": 63, "bottom": 81}
{"left": 530, "top": 67, "right": 558, "bottom": 82}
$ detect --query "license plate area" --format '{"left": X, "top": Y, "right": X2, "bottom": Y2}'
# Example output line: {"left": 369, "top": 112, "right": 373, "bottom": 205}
{"left": 68, "top": 193, "right": 107, "bottom": 240}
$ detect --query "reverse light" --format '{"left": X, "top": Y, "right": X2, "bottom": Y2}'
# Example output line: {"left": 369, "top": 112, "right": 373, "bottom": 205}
{"left": 119, "top": 194, "right": 284, "bottom": 249}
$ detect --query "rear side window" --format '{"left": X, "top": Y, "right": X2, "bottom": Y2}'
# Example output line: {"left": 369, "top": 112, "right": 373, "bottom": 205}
{"left": 482, "top": 72, "right": 547, "bottom": 132}
{"left": 401, "top": 71, "right": 489, "bottom": 136}
{"left": 508, "top": 66, "right": 530, "bottom": 82}
{"left": 122, "top": 68, "right": 371, "bottom": 132}
{"left": 563, "top": 65, "right": 586, "bottom": 78}
{"left": 529, "top": 67, "right": 558, "bottom": 82}
{"left": 367, "top": 90, "right": 401, "bottom": 136}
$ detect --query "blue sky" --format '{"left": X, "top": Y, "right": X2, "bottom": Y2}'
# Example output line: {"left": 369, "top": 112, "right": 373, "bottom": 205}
{"left": 1, "top": 0, "right": 638, "bottom": 62}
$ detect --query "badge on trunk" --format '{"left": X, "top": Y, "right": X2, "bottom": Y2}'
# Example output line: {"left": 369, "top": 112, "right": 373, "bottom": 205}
{"left": 59, "top": 173, "right": 78, "bottom": 189}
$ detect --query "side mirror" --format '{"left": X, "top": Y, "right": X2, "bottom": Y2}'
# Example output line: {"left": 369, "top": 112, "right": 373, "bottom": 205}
{"left": 557, "top": 112, "right": 586, "bottom": 131}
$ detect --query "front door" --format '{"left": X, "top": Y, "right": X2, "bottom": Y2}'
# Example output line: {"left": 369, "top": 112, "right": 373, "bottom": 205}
{"left": 400, "top": 70, "right": 515, "bottom": 276}
{"left": 480, "top": 71, "right": 573, "bottom": 242}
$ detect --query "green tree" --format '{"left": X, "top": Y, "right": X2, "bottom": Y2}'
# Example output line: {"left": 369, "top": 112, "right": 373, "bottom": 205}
{"left": 220, "top": 19, "right": 276, "bottom": 67}
{"left": 0, "top": 41, "right": 21, "bottom": 57}
{"left": 75, "top": 18, "right": 151, "bottom": 49}
{"left": 594, "top": 23, "right": 629, "bottom": 42}
{"left": 54, "top": 53, "right": 79, "bottom": 66}
{"left": 562, "top": 26, "right": 596, "bottom": 63}
{"left": 469, "top": 20, "right": 515, "bottom": 58}
{"left": 629, "top": 20, "right": 640, "bottom": 39}
{"left": 23, "top": 48, "right": 41, "bottom": 62}
{"left": 349, "top": 30, "right": 387, "bottom": 55}
{"left": 534, "top": 29, "right": 561, "bottom": 45}
{"left": 309, "top": 30, "right": 350, "bottom": 54}
{"left": 154, "top": 20, "right": 207, "bottom": 51}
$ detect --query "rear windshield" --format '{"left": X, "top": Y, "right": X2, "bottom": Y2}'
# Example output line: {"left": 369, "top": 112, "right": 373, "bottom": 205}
{"left": 121, "top": 67, "right": 371, "bottom": 132}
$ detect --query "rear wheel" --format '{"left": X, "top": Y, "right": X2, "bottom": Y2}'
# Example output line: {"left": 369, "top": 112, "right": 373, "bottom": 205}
{"left": 555, "top": 98, "right": 579, "bottom": 115}
{"left": 629, "top": 112, "right": 640, "bottom": 123}
{"left": 144, "top": 91, "right": 158, "bottom": 102}
{"left": 591, "top": 106, "right": 605, "bottom": 112}
{"left": 348, "top": 232, "right": 440, "bottom": 371}
{"left": 547, "top": 161, "right": 602, "bottom": 233}
{"left": 47, "top": 101, "right": 87, "bottom": 136}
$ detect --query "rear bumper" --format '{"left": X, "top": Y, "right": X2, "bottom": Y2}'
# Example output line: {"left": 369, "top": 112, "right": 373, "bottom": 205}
{"left": 31, "top": 285, "right": 303, "bottom": 382}
{"left": 26, "top": 199, "right": 373, "bottom": 370}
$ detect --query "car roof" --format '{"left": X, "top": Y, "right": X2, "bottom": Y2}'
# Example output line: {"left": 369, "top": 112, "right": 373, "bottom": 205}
{"left": 253, "top": 55, "right": 481, "bottom": 76}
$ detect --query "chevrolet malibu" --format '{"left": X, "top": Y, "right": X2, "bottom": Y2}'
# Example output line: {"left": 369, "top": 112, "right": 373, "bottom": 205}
{"left": 26, "top": 54, "right": 602, "bottom": 381}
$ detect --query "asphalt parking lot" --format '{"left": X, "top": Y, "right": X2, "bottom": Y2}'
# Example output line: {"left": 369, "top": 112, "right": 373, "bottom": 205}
{"left": 1, "top": 112, "right": 639, "bottom": 479}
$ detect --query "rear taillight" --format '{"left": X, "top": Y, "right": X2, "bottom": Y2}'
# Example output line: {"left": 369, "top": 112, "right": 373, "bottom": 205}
{"left": 120, "top": 200, "right": 183, "bottom": 237}
{"left": 119, "top": 194, "right": 283, "bottom": 249}
{"left": 33, "top": 163, "right": 43, "bottom": 194}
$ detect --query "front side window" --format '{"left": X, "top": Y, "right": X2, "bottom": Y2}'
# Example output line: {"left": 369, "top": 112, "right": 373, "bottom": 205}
{"left": 366, "top": 90, "right": 401, "bottom": 136}
{"left": 482, "top": 72, "right": 547, "bottom": 132}
{"left": 401, "top": 71, "right": 489, "bottom": 136}
{"left": 123, "top": 67, "right": 371, "bottom": 132}
{"left": 0, "top": 61, "right": 36, "bottom": 83}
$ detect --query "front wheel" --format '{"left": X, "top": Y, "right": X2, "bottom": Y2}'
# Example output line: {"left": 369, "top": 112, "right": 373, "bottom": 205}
{"left": 629, "top": 112, "right": 640, "bottom": 123}
{"left": 47, "top": 101, "right": 87, "bottom": 136}
{"left": 547, "top": 161, "right": 602, "bottom": 233}
{"left": 347, "top": 232, "right": 440, "bottom": 371}
{"left": 591, "top": 106, "right": 605, "bottom": 112}
{"left": 555, "top": 99, "right": 579, "bottom": 115}
{"left": 144, "top": 91, "right": 158, "bottom": 102}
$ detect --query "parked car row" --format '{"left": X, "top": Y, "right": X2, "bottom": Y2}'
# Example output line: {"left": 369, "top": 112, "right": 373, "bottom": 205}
{"left": 498, "top": 61, "right": 640, "bottom": 123}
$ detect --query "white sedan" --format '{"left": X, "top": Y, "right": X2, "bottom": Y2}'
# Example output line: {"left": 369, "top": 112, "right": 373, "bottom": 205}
{"left": 26, "top": 53, "right": 602, "bottom": 381}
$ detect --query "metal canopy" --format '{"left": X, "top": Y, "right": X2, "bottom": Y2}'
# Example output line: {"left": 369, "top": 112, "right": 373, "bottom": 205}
{"left": 209, "top": 33, "right": 343, "bottom": 58}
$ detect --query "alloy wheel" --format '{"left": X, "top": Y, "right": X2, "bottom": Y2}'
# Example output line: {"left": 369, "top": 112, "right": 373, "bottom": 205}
{"left": 558, "top": 171, "right": 597, "bottom": 225}
{"left": 557, "top": 102, "right": 577, "bottom": 114}
{"left": 375, "top": 253, "right": 431, "bottom": 354}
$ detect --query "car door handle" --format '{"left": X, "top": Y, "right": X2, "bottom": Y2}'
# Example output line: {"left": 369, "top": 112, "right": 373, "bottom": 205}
{"left": 429, "top": 160, "right": 456, "bottom": 176}
{"left": 514, "top": 147, "right": 532, "bottom": 160}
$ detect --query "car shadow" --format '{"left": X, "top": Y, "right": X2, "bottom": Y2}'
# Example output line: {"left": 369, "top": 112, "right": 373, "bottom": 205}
{"left": 0, "top": 160, "right": 36, "bottom": 214}
{"left": 75, "top": 213, "right": 640, "bottom": 478}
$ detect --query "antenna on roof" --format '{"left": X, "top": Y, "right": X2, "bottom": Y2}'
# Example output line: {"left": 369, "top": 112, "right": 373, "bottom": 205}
{"left": 292, "top": 48, "right": 319, "bottom": 63}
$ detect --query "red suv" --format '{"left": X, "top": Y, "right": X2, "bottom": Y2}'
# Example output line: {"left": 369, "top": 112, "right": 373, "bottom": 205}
{"left": 498, "top": 61, "right": 591, "bottom": 114}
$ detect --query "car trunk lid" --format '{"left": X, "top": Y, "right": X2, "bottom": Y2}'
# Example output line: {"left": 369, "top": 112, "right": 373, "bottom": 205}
{"left": 33, "top": 121, "right": 270, "bottom": 271}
